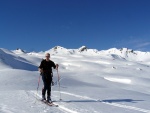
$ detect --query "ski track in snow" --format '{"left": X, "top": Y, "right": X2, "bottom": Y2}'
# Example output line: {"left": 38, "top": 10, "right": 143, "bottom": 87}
{"left": 55, "top": 91, "right": 150, "bottom": 113}
{"left": 29, "top": 91, "right": 79, "bottom": 113}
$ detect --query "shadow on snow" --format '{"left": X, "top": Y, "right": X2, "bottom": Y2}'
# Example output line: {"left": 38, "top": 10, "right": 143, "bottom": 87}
{"left": 0, "top": 49, "right": 38, "bottom": 71}
{"left": 56, "top": 99, "right": 144, "bottom": 103}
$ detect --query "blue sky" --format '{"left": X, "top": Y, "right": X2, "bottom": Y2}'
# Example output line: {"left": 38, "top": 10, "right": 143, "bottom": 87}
{"left": 0, "top": 0, "right": 150, "bottom": 52}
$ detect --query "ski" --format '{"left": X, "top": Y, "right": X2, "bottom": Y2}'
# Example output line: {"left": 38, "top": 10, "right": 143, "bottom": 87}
{"left": 40, "top": 100, "right": 59, "bottom": 107}
{"left": 47, "top": 102, "right": 59, "bottom": 107}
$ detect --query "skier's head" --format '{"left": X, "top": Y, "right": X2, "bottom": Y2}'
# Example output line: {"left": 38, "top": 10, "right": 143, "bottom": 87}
{"left": 45, "top": 53, "right": 50, "bottom": 61}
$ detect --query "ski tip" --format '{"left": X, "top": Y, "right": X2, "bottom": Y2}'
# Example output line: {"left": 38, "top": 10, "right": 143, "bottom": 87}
{"left": 47, "top": 102, "right": 59, "bottom": 107}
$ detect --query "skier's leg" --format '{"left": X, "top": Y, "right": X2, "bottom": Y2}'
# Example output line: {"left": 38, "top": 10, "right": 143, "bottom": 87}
{"left": 47, "top": 76, "right": 52, "bottom": 102}
{"left": 42, "top": 75, "right": 46, "bottom": 100}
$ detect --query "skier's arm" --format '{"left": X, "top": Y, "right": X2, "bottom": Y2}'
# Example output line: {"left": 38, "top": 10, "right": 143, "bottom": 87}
{"left": 52, "top": 61, "right": 59, "bottom": 70}
{"left": 38, "top": 60, "right": 44, "bottom": 73}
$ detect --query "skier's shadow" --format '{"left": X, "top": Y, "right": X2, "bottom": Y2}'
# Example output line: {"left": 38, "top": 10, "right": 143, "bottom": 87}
{"left": 58, "top": 99, "right": 144, "bottom": 103}
{"left": 101, "top": 99, "right": 144, "bottom": 103}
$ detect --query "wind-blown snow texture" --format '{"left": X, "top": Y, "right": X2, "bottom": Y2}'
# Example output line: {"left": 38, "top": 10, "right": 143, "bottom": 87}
{"left": 0, "top": 46, "right": 150, "bottom": 113}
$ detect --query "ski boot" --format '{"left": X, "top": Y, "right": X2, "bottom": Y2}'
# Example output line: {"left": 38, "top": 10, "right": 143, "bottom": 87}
{"left": 42, "top": 95, "right": 46, "bottom": 102}
{"left": 47, "top": 96, "right": 52, "bottom": 103}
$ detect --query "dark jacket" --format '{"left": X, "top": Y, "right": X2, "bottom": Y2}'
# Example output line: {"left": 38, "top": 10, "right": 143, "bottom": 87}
{"left": 39, "top": 59, "right": 56, "bottom": 74}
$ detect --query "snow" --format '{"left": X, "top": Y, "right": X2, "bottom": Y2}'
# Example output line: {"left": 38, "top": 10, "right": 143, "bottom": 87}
{"left": 0, "top": 47, "right": 150, "bottom": 113}
{"left": 104, "top": 77, "right": 132, "bottom": 84}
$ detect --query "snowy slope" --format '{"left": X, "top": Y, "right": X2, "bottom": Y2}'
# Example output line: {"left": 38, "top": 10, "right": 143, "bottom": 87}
{"left": 0, "top": 47, "right": 150, "bottom": 113}
{"left": 0, "top": 48, "right": 37, "bottom": 70}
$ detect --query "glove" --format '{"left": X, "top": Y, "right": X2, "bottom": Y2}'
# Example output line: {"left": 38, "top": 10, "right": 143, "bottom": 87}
{"left": 56, "top": 64, "right": 59, "bottom": 70}
{"left": 38, "top": 68, "right": 43, "bottom": 73}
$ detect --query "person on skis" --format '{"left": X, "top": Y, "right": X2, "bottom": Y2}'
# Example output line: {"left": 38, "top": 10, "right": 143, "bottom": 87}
{"left": 38, "top": 53, "right": 59, "bottom": 102}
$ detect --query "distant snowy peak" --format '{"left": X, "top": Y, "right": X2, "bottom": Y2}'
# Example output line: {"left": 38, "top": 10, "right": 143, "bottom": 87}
{"left": 78, "top": 46, "right": 87, "bottom": 52}
{"left": 45, "top": 46, "right": 140, "bottom": 57}
{"left": 77, "top": 46, "right": 100, "bottom": 55}
{"left": 48, "top": 46, "right": 98, "bottom": 55}
{"left": 103, "top": 48, "right": 150, "bottom": 61}
{"left": 106, "top": 48, "right": 134, "bottom": 53}
{"left": 10, "top": 46, "right": 150, "bottom": 62}
{"left": 52, "top": 46, "right": 66, "bottom": 50}
{"left": 120, "top": 48, "right": 134, "bottom": 53}
{"left": 45, "top": 46, "right": 71, "bottom": 55}
{"left": 13, "top": 48, "right": 26, "bottom": 54}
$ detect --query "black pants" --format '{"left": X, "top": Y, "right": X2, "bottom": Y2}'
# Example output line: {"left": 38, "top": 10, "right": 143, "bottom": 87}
{"left": 42, "top": 73, "right": 52, "bottom": 97}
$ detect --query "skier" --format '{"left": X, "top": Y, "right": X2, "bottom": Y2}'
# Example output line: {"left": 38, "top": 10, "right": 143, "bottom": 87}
{"left": 38, "top": 53, "right": 59, "bottom": 102}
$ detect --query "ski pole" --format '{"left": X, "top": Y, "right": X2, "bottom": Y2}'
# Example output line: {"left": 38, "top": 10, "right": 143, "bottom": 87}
{"left": 35, "top": 75, "right": 41, "bottom": 103}
{"left": 37, "top": 75, "right": 41, "bottom": 93}
{"left": 57, "top": 69, "right": 62, "bottom": 101}
{"left": 54, "top": 76, "right": 62, "bottom": 85}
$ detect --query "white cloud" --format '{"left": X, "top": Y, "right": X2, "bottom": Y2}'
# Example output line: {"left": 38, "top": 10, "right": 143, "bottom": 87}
{"left": 114, "top": 37, "right": 150, "bottom": 51}
{"left": 135, "top": 42, "right": 150, "bottom": 48}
